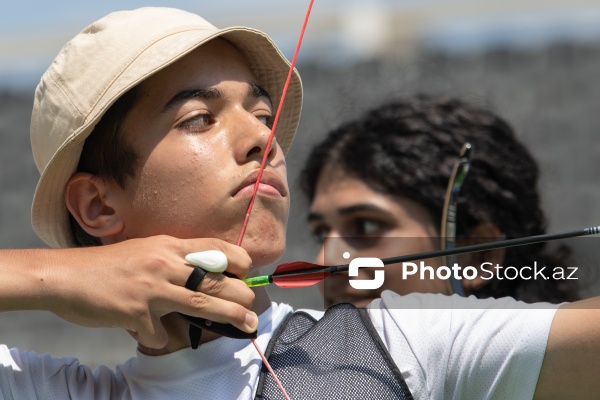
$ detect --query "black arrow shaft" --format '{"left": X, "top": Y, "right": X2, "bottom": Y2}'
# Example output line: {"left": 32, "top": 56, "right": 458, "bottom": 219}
{"left": 275, "top": 226, "right": 600, "bottom": 278}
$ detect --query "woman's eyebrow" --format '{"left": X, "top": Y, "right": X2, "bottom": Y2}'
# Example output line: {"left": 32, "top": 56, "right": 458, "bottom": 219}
{"left": 336, "top": 204, "right": 395, "bottom": 219}
{"left": 307, "top": 212, "right": 323, "bottom": 223}
{"left": 162, "top": 87, "right": 222, "bottom": 113}
{"left": 307, "top": 204, "right": 395, "bottom": 223}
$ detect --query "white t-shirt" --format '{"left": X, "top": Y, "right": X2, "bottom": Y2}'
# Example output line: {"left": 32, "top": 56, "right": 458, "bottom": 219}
{"left": 0, "top": 291, "right": 557, "bottom": 400}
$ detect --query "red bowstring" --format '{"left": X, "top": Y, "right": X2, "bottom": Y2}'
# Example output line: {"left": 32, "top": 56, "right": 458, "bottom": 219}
{"left": 236, "top": 0, "right": 314, "bottom": 247}
{"left": 236, "top": 1, "right": 315, "bottom": 399}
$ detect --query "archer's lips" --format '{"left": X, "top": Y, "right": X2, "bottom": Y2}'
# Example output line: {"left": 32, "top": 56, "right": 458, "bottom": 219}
{"left": 233, "top": 170, "right": 288, "bottom": 199}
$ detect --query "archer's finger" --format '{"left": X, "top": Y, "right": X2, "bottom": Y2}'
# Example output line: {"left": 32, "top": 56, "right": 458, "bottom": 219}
{"left": 167, "top": 286, "right": 258, "bottom": 333}
{"left": 195, "top": 272, "right": 255, "bottom": 309}
{"left": 179, "top": 238, "right": 252, "bottom": 279}
{"left": 128, "top": 315, "right": 169, "bottom": 349}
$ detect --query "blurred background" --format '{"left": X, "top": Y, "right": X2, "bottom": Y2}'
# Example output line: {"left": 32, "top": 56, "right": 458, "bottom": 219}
{"left": 2, "top": 0, "right": 600, "bottom": 368}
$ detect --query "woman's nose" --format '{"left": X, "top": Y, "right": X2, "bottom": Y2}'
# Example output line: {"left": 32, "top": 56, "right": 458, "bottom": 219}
{"left": 317, "top": 231, "right": 352, "bottom": 266}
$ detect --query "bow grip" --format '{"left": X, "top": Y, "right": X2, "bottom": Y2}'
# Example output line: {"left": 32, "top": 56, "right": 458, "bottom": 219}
{"left": 180, "top": 314, "right": 258, "bottom": 339}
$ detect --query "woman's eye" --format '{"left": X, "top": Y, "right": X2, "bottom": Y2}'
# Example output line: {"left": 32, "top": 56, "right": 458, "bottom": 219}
{"left": 354, "top": 219, "right": 383, "bottom": 236}
{"left": 256, "top": 115, "right": 274, "bottom": 129}
{"left": 310, "top": 226, "right": 329, "bottom": 244}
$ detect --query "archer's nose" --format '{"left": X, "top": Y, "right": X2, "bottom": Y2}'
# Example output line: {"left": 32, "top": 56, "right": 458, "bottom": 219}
{"left": 233, "top": 112, "right": 277, "bottom": 164}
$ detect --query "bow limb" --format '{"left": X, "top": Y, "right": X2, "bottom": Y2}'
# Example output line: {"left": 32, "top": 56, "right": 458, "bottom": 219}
{"left": 440, "top": 143, "right": 473, "bottom": 296}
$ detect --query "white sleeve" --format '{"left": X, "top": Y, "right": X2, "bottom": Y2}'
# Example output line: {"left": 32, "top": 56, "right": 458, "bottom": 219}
{"left": 0, "top": 345, "right": 121, "bottom": 400}
{"left": 367, "top": 291, "right": 559, "bottom": 400}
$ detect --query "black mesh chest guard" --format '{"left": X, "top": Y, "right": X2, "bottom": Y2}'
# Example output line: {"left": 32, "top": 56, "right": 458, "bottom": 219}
{"left": 255, "top": 303, "right": 414, "bottom": 399}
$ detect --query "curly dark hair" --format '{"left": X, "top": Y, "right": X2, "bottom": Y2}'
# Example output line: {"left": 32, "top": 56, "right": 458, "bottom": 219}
{"left": 300, "top": 95, "right": 579, "bottom": 303}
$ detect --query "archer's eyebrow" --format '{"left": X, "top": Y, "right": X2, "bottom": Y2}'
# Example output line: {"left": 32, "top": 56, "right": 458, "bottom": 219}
{"left": 250, "top": 83, "right": 272, "bottom": 108}
{"left": 162, "top": 83, "right": 272, "bottom": 113}
{"left": 307, "top": 204, "right": 395, "bottom": 223}
{"left": 162, "top": 87, "right": 222, "bottom": 113}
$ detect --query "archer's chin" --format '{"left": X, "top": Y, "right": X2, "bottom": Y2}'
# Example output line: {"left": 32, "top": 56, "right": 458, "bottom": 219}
{"left": 241, "top": 225, "right": 287, "bottom": 268}
{"left": 249, "top": 245, "right": 286, "bottom": 269}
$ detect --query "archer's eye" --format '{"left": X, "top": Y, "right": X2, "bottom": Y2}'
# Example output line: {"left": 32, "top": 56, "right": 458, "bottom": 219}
{"left": 256, "top": 115, "right": 274, "bottom": 129}
{"left": 178, "top": 113, "right": 215, "bottom": 132}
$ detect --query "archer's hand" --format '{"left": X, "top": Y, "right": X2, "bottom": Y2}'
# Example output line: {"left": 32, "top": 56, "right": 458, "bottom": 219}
{"left": 0, "top": 235, "right": 257, "bottom": 349}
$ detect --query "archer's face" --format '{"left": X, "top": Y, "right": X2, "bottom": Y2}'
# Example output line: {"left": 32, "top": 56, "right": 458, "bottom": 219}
{"left": 309, "top": 168, "right": 449, "bottom": 307}
{"left": 111, "top": 39, "right": 290, "bottom": 267}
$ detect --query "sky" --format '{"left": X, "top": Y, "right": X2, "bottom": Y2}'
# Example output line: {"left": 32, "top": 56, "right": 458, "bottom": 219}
{"left": 0, "top": 0, "right": 320, "bottom": 88}
{"left": 2, "top": 0, "right": 600, "bottom": 89}
{"left": 0, "top": 1, "right": 303, "bottom": 33}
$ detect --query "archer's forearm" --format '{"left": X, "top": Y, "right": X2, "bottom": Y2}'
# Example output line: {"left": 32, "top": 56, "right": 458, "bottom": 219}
{"left": 534, "top": 299, "right": 600, "bottom": 399}
{"left": 0, "top": 248, "right": 70, "bottom": 313}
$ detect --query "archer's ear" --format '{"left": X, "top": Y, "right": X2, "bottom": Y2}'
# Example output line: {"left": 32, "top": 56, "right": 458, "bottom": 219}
{"left": 65, "top": 172, "right": 125, "bottom": 239}
{"left": 459, "top": 222, "right": 505, "bottom": 294}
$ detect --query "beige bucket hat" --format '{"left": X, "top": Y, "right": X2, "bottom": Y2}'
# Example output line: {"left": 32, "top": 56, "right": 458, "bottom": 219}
{"left": 30, "top": 7, "right": 303, "bottom": 248}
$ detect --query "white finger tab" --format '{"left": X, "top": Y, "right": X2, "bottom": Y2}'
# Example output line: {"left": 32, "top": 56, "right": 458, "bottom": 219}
{"left": 185, "top": 250, "right": 228, "bottom": 273}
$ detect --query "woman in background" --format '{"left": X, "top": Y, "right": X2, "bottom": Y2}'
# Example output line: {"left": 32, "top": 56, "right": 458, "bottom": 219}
{"left": 301, "top": 95, "right": 579, "bottom": 306}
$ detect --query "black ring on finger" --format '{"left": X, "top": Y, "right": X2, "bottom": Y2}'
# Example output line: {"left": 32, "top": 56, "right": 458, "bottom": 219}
{"left": 185, "top": 266, "right": 207, "bottom": 291}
